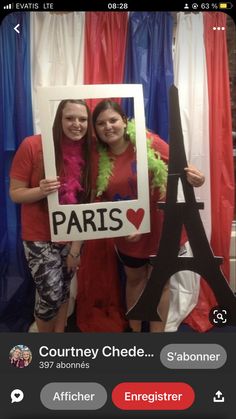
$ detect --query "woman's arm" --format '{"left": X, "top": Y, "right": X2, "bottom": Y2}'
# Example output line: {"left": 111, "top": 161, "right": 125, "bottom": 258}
{"left": 9, "top": 178, "right": 61, "bottom": 204}
{"left": 184, "top": 165, "right": 205, "bottom": 187}
{"left": 67, "top": 241, "right": 84, "bottom": 273}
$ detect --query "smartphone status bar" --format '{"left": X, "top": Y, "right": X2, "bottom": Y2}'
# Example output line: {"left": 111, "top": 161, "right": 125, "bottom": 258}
{"left": 0, "top": 1, "right": 235, "bottom": 13}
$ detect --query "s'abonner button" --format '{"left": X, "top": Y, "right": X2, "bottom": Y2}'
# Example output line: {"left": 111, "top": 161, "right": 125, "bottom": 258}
{"left": 160, "top": 344, "right": 227, "bottom": 369}
{"left": 112, "top": 382, "right": 195, "bottom": 410}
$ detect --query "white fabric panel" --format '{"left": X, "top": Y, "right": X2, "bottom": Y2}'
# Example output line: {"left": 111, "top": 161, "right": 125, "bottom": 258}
{"left": 165, "top": 12, "right": 211, "bottom": 331}
{"left": 166, "top": 243, "right": 199, "bottom": 331}
{"left": 30, "top": 12, "right": 85, "bottom": 133}
{"left": 30, "top": 12, "right": 85, "bottom": 318}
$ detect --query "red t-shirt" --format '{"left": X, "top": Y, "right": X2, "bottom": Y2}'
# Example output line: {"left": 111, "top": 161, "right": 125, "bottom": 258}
{"left": 100, "top": 133, "right": 169, "bottom": 258}
{"left": 9, "top": 135, "right": 51, "bottom": 241}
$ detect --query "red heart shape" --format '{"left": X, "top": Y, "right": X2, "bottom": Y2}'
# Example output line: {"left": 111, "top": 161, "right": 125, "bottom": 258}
{"left": 126, "top": 208, "right": 145, "bottom": 230}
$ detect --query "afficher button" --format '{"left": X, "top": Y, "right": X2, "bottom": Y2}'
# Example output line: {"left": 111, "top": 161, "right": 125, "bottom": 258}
{"left": 112, "top": 382, "right": 195, "bottom": 410}
{"left": 40, "top": 382, "right": 107, "bottom": 410}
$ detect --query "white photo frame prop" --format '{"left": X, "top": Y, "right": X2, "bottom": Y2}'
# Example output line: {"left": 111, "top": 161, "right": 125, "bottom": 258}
{"left": 37, "top": 84, "right": 150, "bottom": 241}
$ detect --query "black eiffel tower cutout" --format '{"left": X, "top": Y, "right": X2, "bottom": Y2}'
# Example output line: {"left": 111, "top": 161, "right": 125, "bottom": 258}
{"left": 127, "top": 85, "right": 236, "bottom": 325}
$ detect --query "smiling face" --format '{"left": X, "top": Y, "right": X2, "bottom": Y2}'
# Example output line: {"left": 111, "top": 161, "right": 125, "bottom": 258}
{"left": 13, "top": 349, "right": 21, "bottom": 359}
{"left": 62, "top": 102, "right": 88, "bottom": 141}
{"left": 23, "top": 351, "right": 29, "bottom": 359}
{"left": 95, "top": 108, "right": 127, "bottom": 148}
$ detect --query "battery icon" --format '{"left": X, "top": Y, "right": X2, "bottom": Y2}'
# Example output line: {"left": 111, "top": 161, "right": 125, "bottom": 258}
{"left": 219, "top": 2, "right": 233, "bottom": 8}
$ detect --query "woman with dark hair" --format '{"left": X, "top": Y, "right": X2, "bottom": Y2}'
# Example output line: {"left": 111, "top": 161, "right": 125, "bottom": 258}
{"left": 53, "top": 100, "right": 92, "bottom": 205}
{"left": 9, "top": 99, "right": 92, "bottom": 332}
{"left": 92, "top": 99, "right": 205, "bottom": 332}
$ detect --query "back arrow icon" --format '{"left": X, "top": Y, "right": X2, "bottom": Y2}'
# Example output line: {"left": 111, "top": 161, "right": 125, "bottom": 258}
{"left": 14, "top": 24, "right": 20, "bottom": 34}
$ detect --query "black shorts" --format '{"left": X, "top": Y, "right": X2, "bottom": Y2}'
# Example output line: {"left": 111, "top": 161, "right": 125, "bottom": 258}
{"left": 117, "top": 251, "right": 149, "bottom": 268}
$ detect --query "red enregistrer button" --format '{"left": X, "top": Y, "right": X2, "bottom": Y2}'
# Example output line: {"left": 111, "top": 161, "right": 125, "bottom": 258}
{"left": 112, "top": 382, "right": 195, "bottom": 410}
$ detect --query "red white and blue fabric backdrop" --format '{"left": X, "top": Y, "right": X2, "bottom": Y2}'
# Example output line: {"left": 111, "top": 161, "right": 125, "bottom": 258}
{"left": 0, "top": 11, "right": 234, "bottom": 332}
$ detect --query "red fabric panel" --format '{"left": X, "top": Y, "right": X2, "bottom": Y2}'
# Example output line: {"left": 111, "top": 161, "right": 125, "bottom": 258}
{"left": 77, "top": 239, "right": 127, "bottom": 332}
{"left": 185, "top": 12, "right": 235, "bottom": 332}
{"left": 76, "top": 12, "right": 128, "bottom": 331}
{"left": 84, "top": 12, "right": 128, "bottom": 111}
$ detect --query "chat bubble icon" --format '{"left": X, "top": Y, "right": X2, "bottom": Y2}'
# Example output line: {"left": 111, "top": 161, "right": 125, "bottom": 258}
{"left": 11, "top": 389, "right": 24, "bottom": 403}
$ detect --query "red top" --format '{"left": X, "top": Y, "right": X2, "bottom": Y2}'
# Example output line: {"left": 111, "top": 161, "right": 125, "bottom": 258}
{"left": 100, "top": 133, "right": 169, "bottom": 258}
{"left": 9, "top": 135, "right": 51, "bottom": 241}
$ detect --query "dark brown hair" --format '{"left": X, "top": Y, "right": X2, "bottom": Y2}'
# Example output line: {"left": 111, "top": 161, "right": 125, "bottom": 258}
{"left": 52, "top": 99, "right": 92, "bottom": 202}
{"left": 92, "top": 100, "right": 128, "bottom": 148}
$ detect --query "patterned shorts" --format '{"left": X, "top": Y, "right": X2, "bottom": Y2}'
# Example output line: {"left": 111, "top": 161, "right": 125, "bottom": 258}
{"left": 23, "top": 241, "right": 73, "bottom": 321}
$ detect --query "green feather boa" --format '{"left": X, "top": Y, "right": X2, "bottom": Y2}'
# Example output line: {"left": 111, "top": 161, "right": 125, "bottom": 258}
{"left": 96, "top": 119, "right": 167, "bottom": 197}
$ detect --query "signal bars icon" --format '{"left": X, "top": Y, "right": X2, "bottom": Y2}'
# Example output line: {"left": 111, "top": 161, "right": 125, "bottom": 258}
{"left": 3, "top": 3, "right": 13, "bottom": 9}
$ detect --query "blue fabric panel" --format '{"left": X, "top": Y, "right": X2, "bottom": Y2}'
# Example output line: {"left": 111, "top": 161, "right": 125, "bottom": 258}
{"left": 0, "top": 12, "right": 35, "bottom": 331}
{"left": 122, "top": 12, "right": 174, "bottom": 141}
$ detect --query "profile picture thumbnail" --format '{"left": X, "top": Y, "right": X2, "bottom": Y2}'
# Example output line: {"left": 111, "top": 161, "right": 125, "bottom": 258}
{"left": 9, "top": 345, "right": 32, "bottom": 368}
